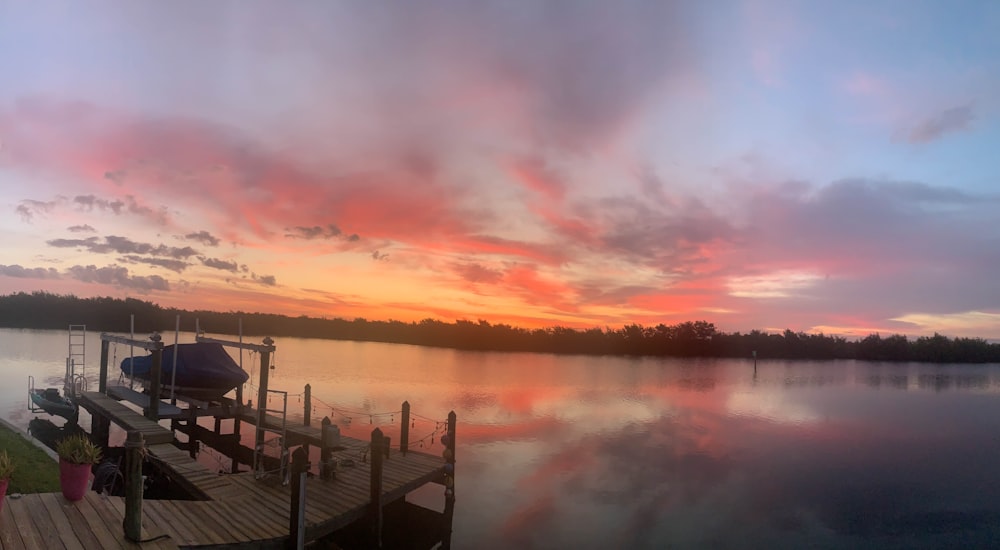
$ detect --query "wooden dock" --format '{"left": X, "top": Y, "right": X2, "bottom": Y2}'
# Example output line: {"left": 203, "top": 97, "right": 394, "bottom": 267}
{"left": 2, "top": 330, "right": 457, "bottom": 548}
{"left": 76, "top": 392, "right": 174, "bottom": 445}
{"left": 1, "top": 444, "right": 446, "bottom": 549}
{"left": 0, "top": 491, "right": 177, "bottom": 550}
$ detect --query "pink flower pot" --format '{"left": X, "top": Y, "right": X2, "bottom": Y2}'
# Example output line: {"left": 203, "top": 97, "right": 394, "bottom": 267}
{"left": 59, "top": 459, "right": 91, "bottom": 502}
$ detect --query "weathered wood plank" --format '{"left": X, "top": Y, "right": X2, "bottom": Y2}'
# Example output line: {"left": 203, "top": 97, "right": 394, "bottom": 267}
{"left": 76, "top": 393, "right": 174, "bottom": 445}
{"left": 106, "top": 386, "right": 184, "bottom": 419}
{"left": 22, "top": 494, "right": 67, "bottom": 550}
{"left": 39, "top": 495, "right": 88, "bottom": 550}
{"left": 7, "top": 496, "right": 45, "bottom": 550}
{"left": 142, "top": 502, "right": 200, "bottom": 547}
{"left": 72, "top": 494, "right": 127, "bottom": 550}
{"left": 0, "top": 497, "right": 28, "bottom": 550}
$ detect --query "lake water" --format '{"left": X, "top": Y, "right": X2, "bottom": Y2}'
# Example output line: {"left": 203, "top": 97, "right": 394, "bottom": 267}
{"left": 3, "top": 327, "right": 1000, "bottom": 549}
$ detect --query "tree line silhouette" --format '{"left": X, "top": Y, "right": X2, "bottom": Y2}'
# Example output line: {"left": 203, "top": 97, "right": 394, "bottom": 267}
{"left": 1, "top": 291, "right": 997, "bottom": 363}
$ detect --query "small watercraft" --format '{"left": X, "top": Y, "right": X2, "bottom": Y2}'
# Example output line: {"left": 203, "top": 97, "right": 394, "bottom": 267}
{"left": 119, "top": 342, "right": 248, "bottom": 400}
{"left": 28, "top": 386, "right": 79, "bottom": 424}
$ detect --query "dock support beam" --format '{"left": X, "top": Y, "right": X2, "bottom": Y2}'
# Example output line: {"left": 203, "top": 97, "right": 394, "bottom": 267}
{"left": 145, "top": 333, "right": 163, "bottom": 422}
{"left": 320, "top": 416, "right": 333, "bottom": 479}
{"left": 99, "top": 340, "right": 109, "bottom": 394}
{"left": 288, "top": 446, "right": 309, "bottom": 550}
{"left": 400, "top": 401, "right": 410, "bottom": 455}
{"left": 124, "top": 431, "right": 145, "bottom": 542}
{"left": 91, "top": 414, "right": 110, "bottom": 449}
{"left": 303, "top": 384, "right": 311, "bottom": 428}
{"left": 442, "top": 410, "right": 457, "bottom": 549}
{"left": 254, "top": 337, "right": 276, "bottom": 456}
{"left": 369, "top": 427, "right": 385, "bottom": 549}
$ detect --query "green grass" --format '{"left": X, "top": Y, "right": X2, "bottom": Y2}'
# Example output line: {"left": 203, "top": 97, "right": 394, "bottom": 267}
{"left": 0, "top": 423, "right": 60, "bottom": 493}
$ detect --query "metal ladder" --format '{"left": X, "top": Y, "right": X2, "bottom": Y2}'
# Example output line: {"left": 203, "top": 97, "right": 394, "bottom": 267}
{"left": 67, "top": 325, "right": 87, "bottom": 397}
{"left": 253, "top": 388, "right": 290, "bottom": 484}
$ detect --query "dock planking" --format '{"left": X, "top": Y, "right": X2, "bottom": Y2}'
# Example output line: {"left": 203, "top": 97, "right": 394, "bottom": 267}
{"left": 76, "top": 392, "right": 174, "bottom": 445}
{"left": 1, "top": 492, "right": 177, "bottom": 550}
{"left": 105, "top": 386, "right": 184, "bottom": 420}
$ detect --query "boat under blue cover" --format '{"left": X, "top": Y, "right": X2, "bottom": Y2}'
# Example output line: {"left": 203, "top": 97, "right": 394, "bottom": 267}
{"left": 120, "top": 342, "right": 248, "bottom": 399}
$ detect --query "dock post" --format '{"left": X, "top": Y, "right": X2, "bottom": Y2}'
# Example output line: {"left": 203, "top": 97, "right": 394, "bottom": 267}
{"left": 288, "top": 446, "right": 309, "bottom": 550}
{"left": 400, "top": 401, "right": 410, "bottom": 455}
{"left": 146, "top": 333, "right": 163, "bottom": 421}
{"left": 369, "top": 427, "right": 385, "bottom": 549}
{"left": 188, "top": 404, "right": 200, "bottom": 459}
{"left": 255, "top": 337, "right": 275, "bottom": 456}
{"left": 303, "top": 384, "right": 311, "bottom": 427}
{"left": 441, "top": 410, "right": 457, "bottom": 549}
{"left": 90, "top": 408, "right": 110, "bottom": 449}
{"left": 302, "top": 384, "right": 312, "bottom": 457}
{"left": 99, "top": 339, "right": 109, "bottom": 393}
{"left": 232, "top": 385, "right": 243, "bottom": 473}
{"left": 320, "top": 416, "right": 333, "bottom": 480}
{"left": 446, "top": 410, "right": 457, "bottom": 468}
{"left": 124, "top": 431, "right": 145, "bottom": 542}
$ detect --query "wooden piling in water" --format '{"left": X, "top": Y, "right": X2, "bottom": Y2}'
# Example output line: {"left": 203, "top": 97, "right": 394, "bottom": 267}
{"left": 146, "top": 333, "right": 163, "bottom": 421}
{"left": 320, "top": 416, "right": 334, "bottom": 480}
{"left": 370, "top": 427, "right": 385, "bottom": 548}
{"left": 400, "top": 401, "right": 410, "bottom": 455}
{"left": 188, "top": 404, "right": 199, "bottom": 459}
{"left": 254, "top": 337, "right": 275, "bottom": 454}
{"left": 303, "top": 384, "right": 311, "bottom": 428}
{"left": 123, "top": 430, "right": 144, "bottom": 542}
{"left": 99, "top": 340, "right": 109, "bottom": 394}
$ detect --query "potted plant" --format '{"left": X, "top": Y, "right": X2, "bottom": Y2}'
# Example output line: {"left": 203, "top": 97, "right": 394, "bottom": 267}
{"left": 55, "top": 434, "right": 101, "bottom": 502}
{"left": 0, "top": 450, "right": 13, "bottom": 513}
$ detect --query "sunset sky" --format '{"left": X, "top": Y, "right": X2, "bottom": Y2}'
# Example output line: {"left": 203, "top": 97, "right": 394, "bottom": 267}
{"left": 1, "top": 1, "right": 999, "bottom": 338}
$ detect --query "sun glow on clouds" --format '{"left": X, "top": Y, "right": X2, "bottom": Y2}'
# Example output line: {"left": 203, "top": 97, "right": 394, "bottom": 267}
{"left": 727, "top": 271, "right": 823, "bottom": 299}
{"left": 891, "top": 311, "right": 1000, "bottom": 338}
{"left": 1, "top": 2, "right": 999, "bottom": 337}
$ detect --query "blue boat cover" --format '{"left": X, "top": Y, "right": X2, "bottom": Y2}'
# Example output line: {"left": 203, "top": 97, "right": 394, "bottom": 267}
{"left": 119, "top": 342, "right": 248, "bottom": 392}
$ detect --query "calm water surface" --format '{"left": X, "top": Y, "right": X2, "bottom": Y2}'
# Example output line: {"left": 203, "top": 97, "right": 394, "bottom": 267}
{"left": 3, "top": 328, "right": 1000, "bottom": 549}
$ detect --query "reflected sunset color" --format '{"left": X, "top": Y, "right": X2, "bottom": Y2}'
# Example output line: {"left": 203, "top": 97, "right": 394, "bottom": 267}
{"left": 5, "top": 329, "right": 1000, "bottom": 548}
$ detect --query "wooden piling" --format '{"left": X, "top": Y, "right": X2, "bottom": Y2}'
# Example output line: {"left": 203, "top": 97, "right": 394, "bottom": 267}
{"left": 439, "top": 410, "right": 457, "bottom": 547}
{"left": 400, "top": 401, "right": 410, "bottom": 455}
{"left": 146, "top": 333, "right": 163, "bottom": 421}
{"left": 188, "top": 404, "right": 200, "bottom": 459}
{"left": 320, "top": 416, "right": 333, "bottom": 480}
{"left": 288, "top": 446, "right": 309, "bottom": 550}
{"left": 446, "top": 411, "right": 457, "bottom": 464}
{"left": 92, "top": 414, "right": 111, "bottom": 449}
{"left": 369, "top": 427, "right": 385, "bottom": 548}
{"left": 255, "top": 337, "right": 275, "bottom": 453}
{"left": 123, "top": 431, "right": 144, "bottom": 542}
{"left": 99, "top": 340, "right": 109, "bottom": 393}
{"left": 303, "top": 384, "right": 311, "bottom": 427}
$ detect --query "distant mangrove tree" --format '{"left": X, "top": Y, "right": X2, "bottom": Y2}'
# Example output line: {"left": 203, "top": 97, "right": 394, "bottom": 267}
{"left": 0, "top": 291, "right": 997, "bottom": 363}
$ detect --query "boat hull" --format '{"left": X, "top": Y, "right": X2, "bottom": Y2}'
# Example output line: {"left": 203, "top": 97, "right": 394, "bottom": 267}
{"left": 120, "top": 342, "right": 248, "bottom": 401}
{"left": 29, "top": 389, "right": 79, "bottom": 422}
